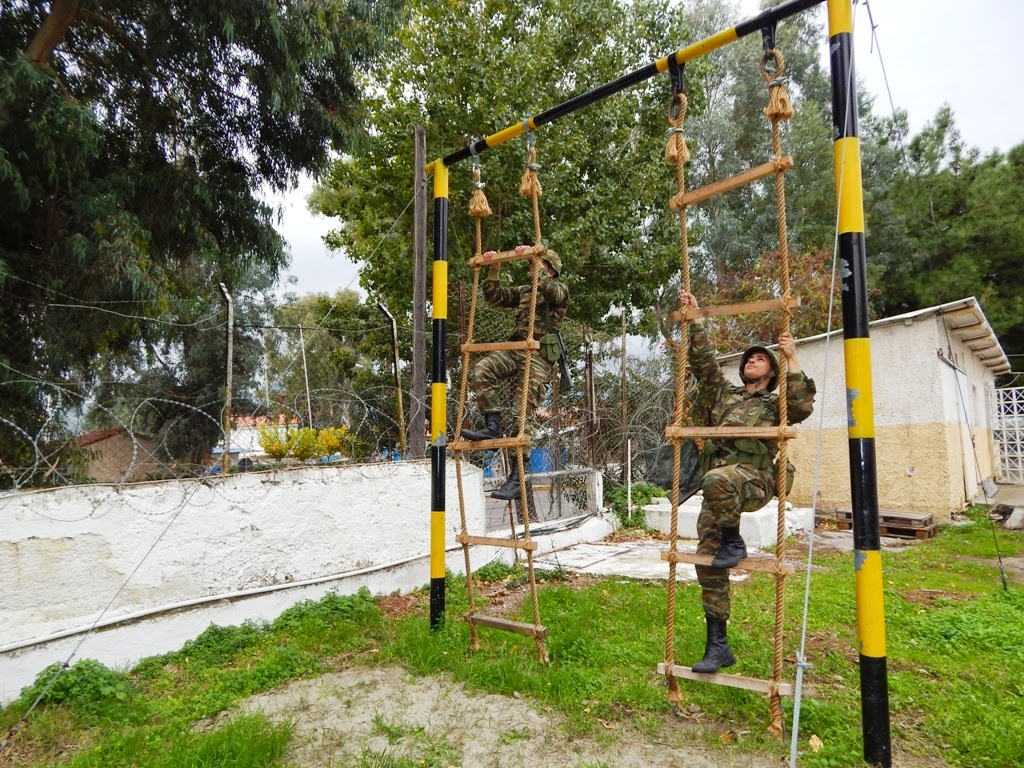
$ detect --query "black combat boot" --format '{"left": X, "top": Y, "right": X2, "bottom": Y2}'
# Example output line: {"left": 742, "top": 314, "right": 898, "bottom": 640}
{"left": 711, "top": 526, "right": 747, "bottom": 568}
{"left": 462, "top": 412, "right": 502, "bottom": 442}
{"left": 492, "top": 462, "right": 530, "bottom": 500}
{"left": 691, "top": 614, "right": 737, "bottom": 673}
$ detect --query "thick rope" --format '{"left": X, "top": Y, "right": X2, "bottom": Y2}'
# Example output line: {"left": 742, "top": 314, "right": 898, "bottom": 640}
{"left": 457, "top": 183, "right": 491, "bottom": 651}
{"left": 665, "top": 91, "right": 691, "bottom": 706}
{"left": 762, "top": 46, "right": 795, "bottom": 739}
{"left": 519, "top": 141, "right": 548, "bottom": 662}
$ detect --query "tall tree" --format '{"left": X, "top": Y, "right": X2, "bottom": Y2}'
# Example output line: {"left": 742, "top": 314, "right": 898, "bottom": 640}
{"left": 311, "top": 0, "right": 709, "bottom": 338}
{"left": 0, "top": 0, "right": 402, "bottom": 483}
{"left": 868, "top": 106, "right": 1024, "bottom": 360}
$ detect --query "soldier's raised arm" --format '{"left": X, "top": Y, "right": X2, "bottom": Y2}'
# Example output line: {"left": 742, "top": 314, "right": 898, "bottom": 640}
{"left": 681, "top": 292, "right": 729, "bottom": 407}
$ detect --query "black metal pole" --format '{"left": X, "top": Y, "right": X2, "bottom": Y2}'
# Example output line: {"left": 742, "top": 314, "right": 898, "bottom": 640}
{"left": 427, "top": 161, "right": 449, "bottom": 631}
{"left": 826, "top": 1, "right": 891, "bottom": 765}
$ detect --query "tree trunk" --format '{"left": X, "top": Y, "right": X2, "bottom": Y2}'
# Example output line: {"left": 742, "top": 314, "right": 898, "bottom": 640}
{"left": 26, "top": 0, "right": 80, "bottom": 67}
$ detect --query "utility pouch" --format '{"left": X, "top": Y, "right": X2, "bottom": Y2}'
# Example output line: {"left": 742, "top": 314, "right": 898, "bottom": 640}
{"left": 539, "top": 333, "right": 561, "bottom": 364}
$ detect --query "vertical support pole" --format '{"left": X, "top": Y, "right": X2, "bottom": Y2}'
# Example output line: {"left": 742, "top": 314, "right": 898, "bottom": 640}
{"left": 410, "top": 126, "right": 428, "bottom": 459}
{"left": 626, "top": 438, "right": 632, "bottom": 520}
{"left": 299, "top": 326, "right": 313, "bottom": 425}
{"left": 378, "top": 302, "right": 406, "bottom": 457}
{"left": 428, "top": 159, "right": 449, "bottom": 631}
{"left": 585, "top": 330, "right": 597, "bottom": 467}
{"left": 621, "top": 311, "right": 628, "bottom": 483}
{"left": 826, "top": 2, "right": 891, "bottom": 765}
{"left": 219, "top": 282, "right": 234, "bottom": 475}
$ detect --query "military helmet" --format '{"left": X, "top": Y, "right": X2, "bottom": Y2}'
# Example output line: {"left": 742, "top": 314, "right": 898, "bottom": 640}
{"left": 541, "top": 249, "right": 562, "bottom": 276}
{"left": 740, "top": 344, "right": 780, "bottom": 391}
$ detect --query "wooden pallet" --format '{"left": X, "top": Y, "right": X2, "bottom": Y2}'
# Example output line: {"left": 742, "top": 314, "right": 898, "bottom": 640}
{"left": 836, "top": 508, "right": 937, "bottom": 540}
{"left": 835, "top": 520, "right": 937, "bottom": 539}
{"left": 837, "top": 507, "right": 934, "bottom": 528}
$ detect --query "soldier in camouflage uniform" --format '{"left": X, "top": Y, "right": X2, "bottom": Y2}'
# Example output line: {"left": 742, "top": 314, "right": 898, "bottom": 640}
{"left": 679, "top": 291, "right": 816, "bottom": 673}
{"left": 462, "top": 250, "right": 570, "bottom": 499}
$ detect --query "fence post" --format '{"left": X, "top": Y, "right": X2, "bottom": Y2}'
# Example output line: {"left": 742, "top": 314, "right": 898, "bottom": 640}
{"left": 219, "top": 283, "right": 234, "bottom": 475}
{"left": 410, "top": 125, "right": 428, "bottom": 458}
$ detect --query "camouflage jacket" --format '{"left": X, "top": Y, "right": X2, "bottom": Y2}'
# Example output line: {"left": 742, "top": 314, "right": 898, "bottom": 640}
{"left": 484, "top": 270, "right": 570, "bottom": 341}
{"left": 688, "top": 322, "right": 816, "bottom": 465}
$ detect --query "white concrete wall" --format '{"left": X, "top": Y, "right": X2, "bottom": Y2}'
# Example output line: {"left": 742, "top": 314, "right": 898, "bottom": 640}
{"left": 0, "top": 461, "right": 485, "bottom": 650}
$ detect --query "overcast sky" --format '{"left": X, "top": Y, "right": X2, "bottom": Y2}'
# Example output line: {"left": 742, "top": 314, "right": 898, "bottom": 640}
{"left": 274, "top": 0, "right": 1023, "bottom": 297}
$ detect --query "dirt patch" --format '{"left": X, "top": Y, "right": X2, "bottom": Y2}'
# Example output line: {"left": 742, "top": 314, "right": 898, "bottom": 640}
{"left": 900, "top": 589, "right": 974, "bottom": 606}
{"left": 376, "top": 593, "right": 425, "bottom": 619}
{"left": 235, "top": 665, "right": 779, "bottom": 768}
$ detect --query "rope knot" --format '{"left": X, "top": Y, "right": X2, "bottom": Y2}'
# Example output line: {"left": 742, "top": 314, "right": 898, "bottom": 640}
{"left": 469, "top": 167, "right": 492, "bottom": 218}
{"left": 761, "top": 48, "right": 795, "bottom": 122}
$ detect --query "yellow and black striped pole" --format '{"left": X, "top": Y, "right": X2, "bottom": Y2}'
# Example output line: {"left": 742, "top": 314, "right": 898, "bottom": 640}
{"left": 427, "top": 159, "right": 449, "bottom": 630}
{"left": 827, "top": 1, "right": 891, "bottom": 765}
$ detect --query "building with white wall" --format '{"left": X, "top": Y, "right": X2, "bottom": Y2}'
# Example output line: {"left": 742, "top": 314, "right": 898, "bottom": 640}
{"left": 719, "top": 297, "right": 1009, "bottom": 521}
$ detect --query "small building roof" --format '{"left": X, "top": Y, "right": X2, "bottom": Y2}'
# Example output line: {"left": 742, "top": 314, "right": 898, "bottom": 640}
{"left": 719, "top": 297, "right": 1010, "bottom": 375}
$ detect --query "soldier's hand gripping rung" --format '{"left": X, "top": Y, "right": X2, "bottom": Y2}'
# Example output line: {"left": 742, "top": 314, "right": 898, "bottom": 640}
{"left": 463, "top": 340, "right": 540, "bottom": 353}
{"left": 668, "top": 156, "right": 793, "bottom": 211}
{"left": 673, "top": 296, "right": 800, "bottom": 323}
{"left": 665, "top": 425, "right": 796, "bottom": 440}
{"left": 469, "top": 243, "right": 547, "bottom": 268}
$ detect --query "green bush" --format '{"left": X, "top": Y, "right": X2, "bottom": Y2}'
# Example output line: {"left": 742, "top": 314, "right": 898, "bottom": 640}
{"left": 606, "top": 482, "right": 665, "bottom": 528}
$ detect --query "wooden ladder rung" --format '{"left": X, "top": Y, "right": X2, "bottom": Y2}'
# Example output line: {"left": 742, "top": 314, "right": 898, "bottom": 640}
{"left": 463, "top": 340, "right": 540, "bottom": 353}
{"left": 661, "top": 550, "right": 795, "bottom": 575}
{"left": 665, "top": 425, "right": 795, "bottom": 440}
{"left": 464, "top": 613, "right": 548, "bottom": 639}
{"left": 657, "top": 664, "right": 793, "bottom": 696}
{"left": 673, "top": 296, "right": 801, "bottom": 323}
{"left": 451, "top": 435, "right": 532, "bottom": 451}
{"left": 457, "top": 534, "right": 537, "bottom": 551}
{"left": 669, "top": 156, "right": 794, "bottom": 211}
{"left": 468, "top": 243, "right": 547, "bottom": 268}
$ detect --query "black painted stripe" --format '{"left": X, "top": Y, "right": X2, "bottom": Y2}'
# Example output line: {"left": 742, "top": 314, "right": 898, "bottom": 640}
{"left": 859, "top": 655, "right": 892, "bottom": 765}
{"left": 848, "top": 439, "right": 880, "bottom": 550}
{"left": 829, "top": 30, "right": 859, "bottom": 140}
{"left": 430, "top": 577, "right": 446, "bottom": 630}
{"left": 838, "top": 232, "right": 870, "bottom": 337}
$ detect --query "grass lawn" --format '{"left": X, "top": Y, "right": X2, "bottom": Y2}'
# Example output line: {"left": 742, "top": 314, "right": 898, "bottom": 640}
{"left": 1, "top": 505, "right": 1021, "bottom": 767}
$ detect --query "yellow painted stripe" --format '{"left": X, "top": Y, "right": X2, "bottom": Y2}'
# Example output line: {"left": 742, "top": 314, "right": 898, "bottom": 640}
{"left": 834, "top": 138, "right": 864, "bottom": 234}
{"left": 485, "top": 118, "right": 534, "bottom": 150}
{"left": 855, "top": 549, "right": 886, "bottom": 657}
{"left": 432, "top": 260, "right": 447, "bottom": 319}
{"left": 844, "top": 338, "right": 875, "bottom": 438}
{"left": 828, "top": 0, "right": 854, "bottom": 36}
{"left": 431, "top": 510, "right": 446, "bottom": 578}
{"left": 430, "top": 161, "right": 448, "bottom": 199}
{"left": 431, "top": 382, "right": 447, "bottom": 441}
{"left": 659, "top": 27, "right": 738, "bottom": 71}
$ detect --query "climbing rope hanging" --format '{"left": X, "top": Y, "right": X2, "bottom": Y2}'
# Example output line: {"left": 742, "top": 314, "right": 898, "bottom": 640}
{"left": 516, "top": 126, "right": 549, "bottom": 662}
{"left": 762, "top": 42, "right": 796, "bottom": 738}
{"left": 663, "top": 57, "right": 691, "bottom": 708}
{"left": 658, "top": 37, "right": 801, "bottom": 739}
{"left": 456, "top": 148, "right": 491, "bottom": 652}
{"left": 453, "top": 130, "right": 550, "bottom": 663}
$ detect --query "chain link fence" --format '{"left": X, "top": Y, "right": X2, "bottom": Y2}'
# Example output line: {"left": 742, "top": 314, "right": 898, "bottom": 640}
{"left": 1, "top": 281, "right": 690, "bottom": 509}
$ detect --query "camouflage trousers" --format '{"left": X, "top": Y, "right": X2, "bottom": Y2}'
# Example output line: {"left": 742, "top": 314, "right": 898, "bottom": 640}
{"left": 695, "top": 462, "right": 776, "bottom": 620}
{"left": 470, "top": 348, "right": 553, "bottom": 417}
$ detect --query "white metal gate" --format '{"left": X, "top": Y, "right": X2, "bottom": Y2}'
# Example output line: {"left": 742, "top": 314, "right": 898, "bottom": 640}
{"left": 994, "top": 387, "right": 1024, "bottom": 484}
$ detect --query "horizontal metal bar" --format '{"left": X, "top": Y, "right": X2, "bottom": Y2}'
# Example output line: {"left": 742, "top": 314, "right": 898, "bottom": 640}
{"left": 437, "top": 0, "right": 825, "bottom": 168}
